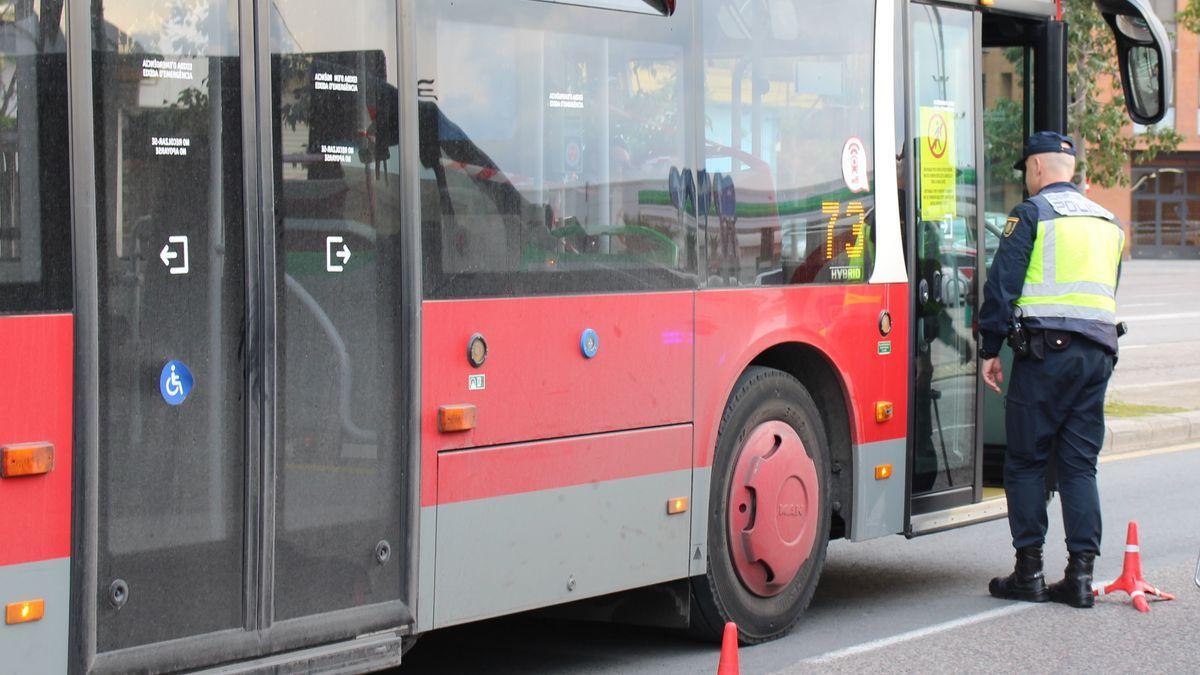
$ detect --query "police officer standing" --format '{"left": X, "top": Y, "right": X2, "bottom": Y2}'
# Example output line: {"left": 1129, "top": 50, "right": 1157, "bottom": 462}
{"left": 979, "top": 132, "right": 1125, "bottom": 608}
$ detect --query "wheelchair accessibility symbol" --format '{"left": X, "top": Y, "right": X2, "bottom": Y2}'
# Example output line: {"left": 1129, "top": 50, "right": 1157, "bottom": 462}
{"left": 159, "top": 360, "right": 194, "bottom": 406}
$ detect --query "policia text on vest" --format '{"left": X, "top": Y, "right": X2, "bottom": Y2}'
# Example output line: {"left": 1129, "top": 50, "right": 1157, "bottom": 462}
{"left": 978, "top": 131, "right": 1124, "bottom": 609}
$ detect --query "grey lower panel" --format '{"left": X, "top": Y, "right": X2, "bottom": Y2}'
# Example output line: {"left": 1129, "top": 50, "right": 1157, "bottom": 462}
{"left": 416, "top": 506, "right": 437, "bottom": 633}
{"left": 850, "top": 439, "right": 907, "bottom": 541}
{"left": 434, "top": 470, "right": 693, "bottom": 628}
{"left": 0, "top": 557, "right": 69, "bottom": 675}
{"left": 688, "top": 466, "right": 711, "bottom": 577}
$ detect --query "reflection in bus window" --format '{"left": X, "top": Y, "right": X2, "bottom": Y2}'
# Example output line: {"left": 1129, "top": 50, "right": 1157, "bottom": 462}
{"left": 91, "top": 0, "right": 246, "bottom": 650}
{"left": 270, "top": 0, "right": 405, "bottom": 622}
{"left": 0, "top": 2, "right": 70, "bottom": 312}
{"left": 701, "top": 0, "right": 875, "bottom": 286}
{"left": 418, "top": 0, "right": 693, "bottom": 298}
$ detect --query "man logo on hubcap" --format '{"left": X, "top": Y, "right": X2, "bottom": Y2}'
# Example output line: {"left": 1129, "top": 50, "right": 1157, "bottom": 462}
{"left": 778, "top": 504, "right": 804, "bottom": 517}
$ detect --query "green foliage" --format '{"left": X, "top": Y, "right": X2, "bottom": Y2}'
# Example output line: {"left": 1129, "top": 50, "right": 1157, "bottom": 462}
{"left": 984, "top": 97, "right": 1026, "bottom": 191}
{"left": 1180, "top": 1, "right": 1200, "bottom": 36}
{"left": 1064, "top": 0, "right": 1182, "bottom": 188}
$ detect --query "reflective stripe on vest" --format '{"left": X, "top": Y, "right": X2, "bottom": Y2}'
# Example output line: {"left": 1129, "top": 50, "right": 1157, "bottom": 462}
{"left": 1015, "top": 215, "right": 1125, "bottom": 324}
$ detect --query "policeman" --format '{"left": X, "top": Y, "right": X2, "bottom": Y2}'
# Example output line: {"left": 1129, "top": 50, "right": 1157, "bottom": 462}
{"left": 979, "top": 131, "right": 1124, "bottom": 608}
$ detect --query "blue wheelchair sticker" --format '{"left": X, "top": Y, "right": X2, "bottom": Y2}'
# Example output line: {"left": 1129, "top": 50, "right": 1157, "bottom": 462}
{"left": 160, "top": 360, "right": 194, "bottom": 406}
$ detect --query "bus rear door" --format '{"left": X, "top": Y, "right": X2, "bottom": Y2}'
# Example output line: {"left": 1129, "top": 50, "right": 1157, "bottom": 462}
{"left": 78, "top": 1, "right": 412, "bottom": 670}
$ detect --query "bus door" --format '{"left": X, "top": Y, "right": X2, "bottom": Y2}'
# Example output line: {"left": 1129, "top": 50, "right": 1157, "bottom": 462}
{"left": 906, "top": 0, "right": 1172, "bottom": 535}
{"left": 907, "top": 2, "right": 986, "bottom": 526}
{"left": 84, "top": 0, "right": 409, "bottom": 670}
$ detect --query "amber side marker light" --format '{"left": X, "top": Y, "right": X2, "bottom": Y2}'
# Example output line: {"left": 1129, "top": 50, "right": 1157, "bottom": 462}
{"left": 875, "top": 464, "right": 894, "bottom": 481}
{"left": 1, "top": 442, "right": 54, "bottom": 478}
{"left": 667, "top": 497, "right": 689, "bottom": 515}
{"left": 438, "top": 405, "right": 477, "bottom": 433}
{"left": 5, "top": 599, "right": 44, "bottom": 625}
{"left": 874, "top": 401, "right": 894, "bottom": 423}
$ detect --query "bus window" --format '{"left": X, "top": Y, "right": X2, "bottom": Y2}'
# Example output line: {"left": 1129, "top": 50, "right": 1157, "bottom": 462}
{"left": 700, "top": 0, "right": 875, "bottom": 287}
{"left": 0, "top": 2, "right": 70, "bottom": 313}
{"left": 417, "top": 0, "right": 694, "bottom": 299}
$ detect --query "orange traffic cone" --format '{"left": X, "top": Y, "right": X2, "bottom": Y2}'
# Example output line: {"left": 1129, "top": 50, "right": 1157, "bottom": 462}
{"left": 1092, "top": 521, "right": 1175, "bottom": 612}
{"left": 717, "top": 622, "right": 739, "bottom": 675}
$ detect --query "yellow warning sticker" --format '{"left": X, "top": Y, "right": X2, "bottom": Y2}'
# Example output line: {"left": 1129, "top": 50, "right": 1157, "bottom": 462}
{"left": 919, "top": 106, "right": 957, "bottom": 221}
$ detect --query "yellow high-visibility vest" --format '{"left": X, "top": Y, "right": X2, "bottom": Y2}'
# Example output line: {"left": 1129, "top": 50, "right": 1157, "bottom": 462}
{"left": 1014, "top": 190, "right": 1125, "bottom": 324}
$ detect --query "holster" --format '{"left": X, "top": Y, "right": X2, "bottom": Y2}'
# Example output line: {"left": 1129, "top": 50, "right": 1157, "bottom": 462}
{"left": 1009, "top": 326, "right": 1046, "bottom": 361}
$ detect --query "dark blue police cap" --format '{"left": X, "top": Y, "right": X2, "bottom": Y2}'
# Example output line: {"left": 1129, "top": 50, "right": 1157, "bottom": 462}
{"left": 1014, "top": 131, "right": 1076, "bottom": 171}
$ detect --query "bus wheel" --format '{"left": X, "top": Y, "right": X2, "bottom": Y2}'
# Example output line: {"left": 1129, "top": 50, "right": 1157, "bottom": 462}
{"left": 691, "top": 366, "right": 831, "bottom": 644}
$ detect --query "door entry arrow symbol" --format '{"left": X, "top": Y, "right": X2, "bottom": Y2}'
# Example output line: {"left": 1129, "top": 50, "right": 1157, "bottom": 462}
{"left": 160, "top": 235, "right": 189, "bottom": 275}
{"left": 326, "top": 235, "right": 351, "bottom": 272}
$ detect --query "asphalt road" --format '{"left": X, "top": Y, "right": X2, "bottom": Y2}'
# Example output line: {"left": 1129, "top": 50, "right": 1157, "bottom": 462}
{"left": 1111, "top": 260, "right": 1200, "bottom": 410}
{"left": 400, "top": 444, "right": 1200, "bottom": 673}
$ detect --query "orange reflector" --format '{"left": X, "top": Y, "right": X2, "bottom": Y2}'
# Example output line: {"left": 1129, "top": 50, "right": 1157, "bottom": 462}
{"left": 438, "top": 405, "right": 477, "bottom": 433}
{"left": 667, "top": 497, "right": 689, "bottom": 515}
{"left": 0, "top": 442, "right": 54, "bottom": 478}
{"left": 874, "top": 401, "right": 894, "bottom": 423}
{"left": 5, "top": 599, "right": 44, "bottom": 625}
{"left": 875, "top": 464, "right": 893, "bottom": 481}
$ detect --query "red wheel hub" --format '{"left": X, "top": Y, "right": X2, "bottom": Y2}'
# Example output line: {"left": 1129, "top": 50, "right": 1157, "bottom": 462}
{"left": 727, "top": 421, "right": 819, "bottom": 597}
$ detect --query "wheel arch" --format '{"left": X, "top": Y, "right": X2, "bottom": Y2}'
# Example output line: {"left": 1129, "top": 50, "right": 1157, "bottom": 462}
{"left": 748, "top": 342, "right": 855, "bottom": 541}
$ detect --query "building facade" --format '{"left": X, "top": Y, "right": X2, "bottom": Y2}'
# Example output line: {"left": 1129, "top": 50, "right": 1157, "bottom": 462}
{"left": 1091, "top": 0, "right": 1200, "bottom": 259}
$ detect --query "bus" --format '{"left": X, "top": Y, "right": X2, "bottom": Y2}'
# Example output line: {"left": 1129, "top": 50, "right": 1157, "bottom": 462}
{"left": 0, "top": 0, "right": 1170, "bottom": 671}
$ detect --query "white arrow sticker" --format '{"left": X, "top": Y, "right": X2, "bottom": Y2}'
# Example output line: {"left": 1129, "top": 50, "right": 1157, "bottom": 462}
{"left": 160, "top": 235, "right": 189, "bottom": 275}
{"left": 326, "top": 235, "right": 351, "bottom": 272}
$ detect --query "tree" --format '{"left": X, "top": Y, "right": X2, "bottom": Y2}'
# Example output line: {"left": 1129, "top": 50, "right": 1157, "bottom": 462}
{"left": 1180, "top": 1, "right": 1200, "bottom": 36}
{"left": 1063, "top": 0, "right": 1182, "bottom": 188}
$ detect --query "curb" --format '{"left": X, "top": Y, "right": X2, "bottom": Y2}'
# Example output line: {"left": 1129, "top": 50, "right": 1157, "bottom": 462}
{"left": 1103, "top": 410, "right": 1200, "bottom": 456}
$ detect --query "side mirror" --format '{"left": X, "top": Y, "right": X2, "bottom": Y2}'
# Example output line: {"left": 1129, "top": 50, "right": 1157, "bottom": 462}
{"left": 1093, "top": 0, "right": 1173, "bottom": 125}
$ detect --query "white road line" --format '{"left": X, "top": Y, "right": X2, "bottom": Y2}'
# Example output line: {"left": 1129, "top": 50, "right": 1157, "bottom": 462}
{"left": 1122, "top": 312, "right": 1200, "bottom": 321}
{"left": 1109, "top": 378, "right": 1200, "bottom": 390}
{"left": 1120, "top": 302, "right": 1167, "bottom": 309}
{"left": 799, "top": 603, "right": 1033, "bottom": 665}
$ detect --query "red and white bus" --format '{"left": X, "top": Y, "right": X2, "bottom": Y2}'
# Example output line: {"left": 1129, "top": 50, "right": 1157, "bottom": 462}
{"left": 0, "top": 0, "right": 1170, "bottom": 671}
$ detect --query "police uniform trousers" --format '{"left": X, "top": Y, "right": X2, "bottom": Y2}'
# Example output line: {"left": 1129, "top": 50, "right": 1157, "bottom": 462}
{"left": 1004, "top": 334, "right": 1113, "bottom": 553}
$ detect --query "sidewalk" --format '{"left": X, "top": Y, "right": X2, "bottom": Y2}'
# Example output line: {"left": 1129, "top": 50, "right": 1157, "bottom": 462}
{"left": 1103, "top": 410, "right": 1200, "bottom": 455}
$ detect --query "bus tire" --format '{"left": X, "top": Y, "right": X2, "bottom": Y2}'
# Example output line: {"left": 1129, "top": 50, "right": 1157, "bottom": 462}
{"left": 690, "top": 366, "right": 831, "bottom": 644}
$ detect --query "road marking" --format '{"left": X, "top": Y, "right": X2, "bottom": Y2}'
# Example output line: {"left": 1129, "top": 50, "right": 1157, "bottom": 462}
{"left": 1122, "top": 311, "right": 1200, "bottom": 321}
{"left": 1116, "top": 341, "right": 1200, "bottom": 350}
{"left": 1100, "top": 443, "right": 1200, "bottom": 464}
{"left": 1120, "top": 302, "right": 1167, "bottom": 309}
{"left": 1109, "top": 378, "right": 1200, "bottom": 390}
{"left": 800, "top": 604, "right": 1033, "bottom": 664}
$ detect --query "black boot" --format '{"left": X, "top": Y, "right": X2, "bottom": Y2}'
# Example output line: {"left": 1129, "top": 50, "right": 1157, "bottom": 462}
{"left": 1048, "top": 551, "right": 1097, "bottom": 608}
{"left": 989, "top": 546, "right": 1050, "bottom": 602}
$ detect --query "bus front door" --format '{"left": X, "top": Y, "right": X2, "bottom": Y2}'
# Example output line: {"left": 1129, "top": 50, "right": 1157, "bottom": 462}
{"left": 907, "top": 0, "right": 1173, "bottom": 536}
{"left": 907, "top": 3, "right": 986, "bottom": 528}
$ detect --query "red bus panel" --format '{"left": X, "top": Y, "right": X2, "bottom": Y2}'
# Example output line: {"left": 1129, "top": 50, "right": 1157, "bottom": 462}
{"left": 0, "top": 314, "right": 73, "bottom": 567}
{"left": 694, "top": 283, "right": 909, "bottom": 468}
{"left": 421, "top": 292, "right": 693, "bottom": 506}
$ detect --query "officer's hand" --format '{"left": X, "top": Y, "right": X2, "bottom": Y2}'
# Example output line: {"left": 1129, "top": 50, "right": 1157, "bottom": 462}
{"left": 982, "top": 357, "right": 1003, "bottom": 394}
